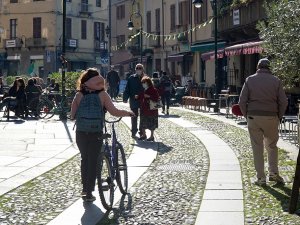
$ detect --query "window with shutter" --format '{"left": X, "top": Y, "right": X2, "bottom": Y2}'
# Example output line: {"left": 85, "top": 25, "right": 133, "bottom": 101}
{"left": 170, "top": 4, "right": 176, "bottom": 31}
{"left": 155, "top": 8, "right": 160, "bottom": 32}
{"left": 66, "top": 18, "right": 72, "bottom": 39}
{"left": 179, "top": 1, "right": 188, "bottom": 26}
{"left": 100, "top": 22, "right": 105, "bottom": 41}
{"left": 81, "top": 20, "right": 87, "bottom": 39}
{"left": 94, "top": 22, "right": 100, "bottom": 40}
{"left": 10, "top": 19, "right": 17, "bottom": 39}
{"left": 146, "top": 11, "right": 151, "bottom": 33}
{"left": 33, "top": 17, "right": 41, "bottom": 38}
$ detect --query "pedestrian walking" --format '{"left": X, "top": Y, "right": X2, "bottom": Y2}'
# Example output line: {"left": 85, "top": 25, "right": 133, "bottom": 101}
{"left": 106, "top": 65, "right": 120, "bottom": 101}
{"left": 159, "top": 71, "right": 174, "bottom": 115}
{"left": 71, "top": 68, "right": 134, "bottom": 202}
{"left": 123, "top": 63, "right": 145, "bottom": 138}
{"left": 135, "top": 76, "right": 160, "bottom": 141}
{"left": 238, "top": 58, "right": 288, "bottom": 186}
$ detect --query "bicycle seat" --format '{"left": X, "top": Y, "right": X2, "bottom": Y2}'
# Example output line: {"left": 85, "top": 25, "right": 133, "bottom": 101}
{"left": 102, "top": 133, "right": 111, "bottom": 139}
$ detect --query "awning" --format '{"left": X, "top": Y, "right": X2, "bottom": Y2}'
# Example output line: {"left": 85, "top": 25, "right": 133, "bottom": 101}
{"left": 7, "top": 55, "right": 21, "bottom": 60}
{"left": 168, "top": 54, "right": 184, "bottom": 62}
{"left": 201, "top": 49, "right": 225, "bottom": 61}
{"left": 202, "top": 41, "right": 264, "bottom": 60}
{"left": 225, "top": 41, "right": 263, "bottom": 56}
{"left": 191, "top": 41, "right": 226, "bottom": 53}
{"left": 167, "top": 52, "right": 192, "bottom": 62}
{"left": 116, "top": 56, "right": 147, "bottom": 65}
{"left": 30, "top": 55, "right": 44, "bottom": 60}
{"left": 66, "top": 53, "right": 95, "bottom": 62}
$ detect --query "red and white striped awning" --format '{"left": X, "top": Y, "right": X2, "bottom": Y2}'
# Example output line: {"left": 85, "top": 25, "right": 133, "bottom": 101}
{"left": 201, "top": 41, "right": 264, "bottom": 61}
{"left": 225, "top": 41, "right": 263, "bottom": 56}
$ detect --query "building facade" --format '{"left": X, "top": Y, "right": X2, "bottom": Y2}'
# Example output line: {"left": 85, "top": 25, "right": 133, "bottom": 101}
{"left": 0, "top": 0, "right": 108, "bottom": 79}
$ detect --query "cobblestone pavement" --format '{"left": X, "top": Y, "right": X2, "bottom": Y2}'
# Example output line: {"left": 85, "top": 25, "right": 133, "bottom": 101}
{"left": 0, "top": 122, "right": 132, "bottom": 225}
{"left": 99, "top": 117, "right": 209, "bottom": 225}
{"left": 99, "top": 108, "right": 300, "bottom": 225}
{"left": 1, "top": 106, "right": 300, "bottom": 225}
{"left": 170, "top": 109, "right": 300, "bottom": 225}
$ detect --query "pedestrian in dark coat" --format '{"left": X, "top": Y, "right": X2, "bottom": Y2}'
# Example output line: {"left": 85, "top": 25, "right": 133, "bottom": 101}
{"left": 106, "top": 65, "right": 120, "bottom": 100}
{"left": 123, "top": 63, "right": 145, "bottom": 137}
{"left": 159, "top": 71, "right": 173, "bottom": 115}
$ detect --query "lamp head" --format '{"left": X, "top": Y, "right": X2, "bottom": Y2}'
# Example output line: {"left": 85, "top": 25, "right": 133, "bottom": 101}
{"left": 127, "top": 20, "right": 134, "bottom": 30}
{"left": 193, "top": 0, "right": 203, "bottom": 8}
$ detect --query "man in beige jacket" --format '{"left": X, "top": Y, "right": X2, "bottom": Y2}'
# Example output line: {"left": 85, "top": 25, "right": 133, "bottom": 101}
{"left": 239, "top": 58, "right": 288, "bottom": 185}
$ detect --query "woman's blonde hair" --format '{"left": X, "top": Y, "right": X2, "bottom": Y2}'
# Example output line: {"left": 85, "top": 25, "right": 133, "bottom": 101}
{"left": 141, "top": 76, "right": 153, "bottom": 88}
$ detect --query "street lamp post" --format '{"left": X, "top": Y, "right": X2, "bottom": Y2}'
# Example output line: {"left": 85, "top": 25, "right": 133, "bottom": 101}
{"left": 105, "top": 25, "right": 111, "bottom": 67}
{"left": 210, "top": 0, "right": 219, "bottom": 98}
{"left": 106, "top": 0, "right": 111, "bottom": 67}
{"left": 60, "top": 0, "right": 67, "bottom": 120}
{"left": 128, "top": 12, "right": 143, "bottom": 63}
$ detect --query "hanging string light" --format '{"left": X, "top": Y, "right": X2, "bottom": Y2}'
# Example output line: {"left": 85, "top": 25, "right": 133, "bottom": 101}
{"left": 111, "top": 17, "right": 213, "bottom": 50}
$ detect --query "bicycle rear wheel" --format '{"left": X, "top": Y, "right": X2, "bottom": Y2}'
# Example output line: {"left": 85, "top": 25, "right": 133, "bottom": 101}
{"left": 37, "top": 99, "right": 55, "bottom": 119}
{"left": 27, "top": 97, "right": 40, "bottom": 118}
{"left": 116, "top": 143, "right": 128, "bottom": 195}
{"left": 97, "top": 153, "right": 114, "bottom": 210}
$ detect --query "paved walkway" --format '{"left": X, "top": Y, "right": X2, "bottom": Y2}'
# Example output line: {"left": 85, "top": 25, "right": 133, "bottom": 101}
{"left": 1, "top": 108, "right": 298, "bottom": 225}
{"left": 168, "top": 117, "right": 244, "bottom": 225}
{"left": 47, "top": 117, "right": 158, "bottom": 225}
{"left": 46, "top": 114, "right": 244, "bottom": 225}
{"left": 0, "top": 117, "right": 77, "bottom": 196}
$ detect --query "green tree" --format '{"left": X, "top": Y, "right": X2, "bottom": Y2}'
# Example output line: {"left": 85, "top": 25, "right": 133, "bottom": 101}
{"left": 49, "top": 72, "right": 81, "bottom": 97}
{"left": 258, "top": 0, "right": 300, "bottom": 89}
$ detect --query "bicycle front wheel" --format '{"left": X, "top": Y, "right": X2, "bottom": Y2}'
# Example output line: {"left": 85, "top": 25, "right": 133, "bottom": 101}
{"left": 97, "top": 153, "right": 114, "bottom": 210}
{"left": 116, "top": 143, "right": 128, "bottom": 195}
{"left": 37, "top": 99, "right": 55, "bottom": 119}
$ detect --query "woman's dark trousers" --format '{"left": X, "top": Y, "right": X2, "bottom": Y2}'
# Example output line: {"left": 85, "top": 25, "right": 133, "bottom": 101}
{"left": 76, "top": 131, "right": 103, "bottom": 193}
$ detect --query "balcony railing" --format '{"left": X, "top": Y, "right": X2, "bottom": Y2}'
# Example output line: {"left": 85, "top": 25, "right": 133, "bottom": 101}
{"left": 78, "top": 3, "right": 92, "bottom": 14}
{"left": 218, "top": 0, "right": 267, "bottom": 33}
{"left": 26, "top": 38, "right": 47, "bottom": 48}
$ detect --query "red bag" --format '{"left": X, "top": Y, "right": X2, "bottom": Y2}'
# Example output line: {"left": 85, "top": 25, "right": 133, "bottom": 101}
{"left": 231, "top": 104, "right": 243, "bottom": 116}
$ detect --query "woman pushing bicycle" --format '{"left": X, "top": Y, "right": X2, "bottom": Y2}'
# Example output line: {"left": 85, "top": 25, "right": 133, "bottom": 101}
{"left": 70, "top": 68, "right": 135, "bottom": 202}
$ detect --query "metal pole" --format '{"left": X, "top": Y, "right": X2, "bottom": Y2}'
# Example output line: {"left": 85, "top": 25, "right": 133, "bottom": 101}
{"left": 190, "top": 0, "right": 193, "bottom": 45}
{"left": 214, "top": 0, "right": 219, "bottom": 98}
{"left": 108, "top": 0, "right": 111, "bottom": 67}
{"left": 60, "top": 0, "right": 67, "bottom": 120}
{"left": 140, "top": 14, "right": 143, "bottom": 63}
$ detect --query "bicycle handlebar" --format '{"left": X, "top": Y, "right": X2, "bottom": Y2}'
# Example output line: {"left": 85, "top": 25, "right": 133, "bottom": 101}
{"left": 104, "top": 117, "right": 122, "bottom": 124}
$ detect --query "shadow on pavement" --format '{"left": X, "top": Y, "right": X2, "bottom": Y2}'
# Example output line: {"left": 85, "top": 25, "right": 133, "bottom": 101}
{"left": 261, "top": 184, "right": 300, "bottom": 213}
{"left": 62, "top": 120, "right": 74, "bottom": 143}
{"left": 81, "top": 201, "right": 104, "bottom": 225}
{"left": 95, "top": 193, "right": 133, "bottom": 225}
{"left": 157, "top": 142, "right": 173, "bottom": 155}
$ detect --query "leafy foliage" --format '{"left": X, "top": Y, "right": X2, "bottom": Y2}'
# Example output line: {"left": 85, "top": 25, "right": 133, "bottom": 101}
{"left": 258, "top": 0, "right": 300, "bottom": 89}
{"left": 49, "top": 72, "right": 81, "bottom": 96}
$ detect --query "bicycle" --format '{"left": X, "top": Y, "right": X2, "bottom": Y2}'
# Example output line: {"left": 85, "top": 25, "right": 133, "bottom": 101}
{"left": 35, "top": 89, "right": 73, "bottom": 119}
{"left": 96, "top": 116, "right": 128, "bottom": 210}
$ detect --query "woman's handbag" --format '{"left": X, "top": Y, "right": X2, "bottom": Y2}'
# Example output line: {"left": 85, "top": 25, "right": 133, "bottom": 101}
{"left": 149, "top": 98, "right": 162, "bottom": 110}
